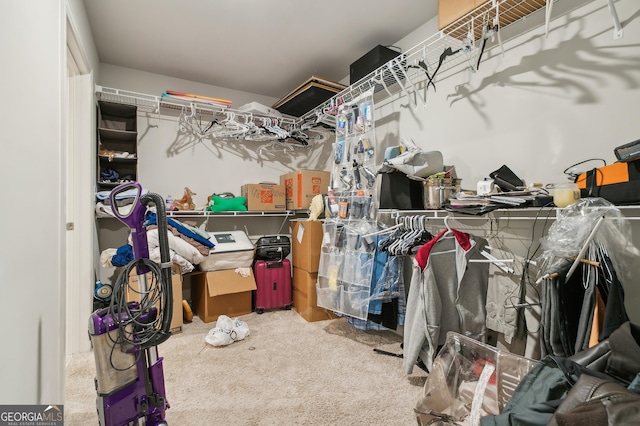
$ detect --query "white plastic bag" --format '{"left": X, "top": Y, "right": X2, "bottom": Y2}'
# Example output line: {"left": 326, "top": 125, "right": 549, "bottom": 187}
{"left": 204, "top": 315, "right": 250, "bottom": 347}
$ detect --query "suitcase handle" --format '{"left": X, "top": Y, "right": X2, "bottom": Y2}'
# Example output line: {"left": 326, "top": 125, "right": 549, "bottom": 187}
{"left": 264, "top": 248, "right": 284, "bottom": 264}
{"left": 266, "top": 260, "right": 283, "bottom": 269}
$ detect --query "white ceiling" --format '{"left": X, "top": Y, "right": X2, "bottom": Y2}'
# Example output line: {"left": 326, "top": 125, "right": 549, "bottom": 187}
{"left": 83, "top": 0, "right": 439, "bottom": 99}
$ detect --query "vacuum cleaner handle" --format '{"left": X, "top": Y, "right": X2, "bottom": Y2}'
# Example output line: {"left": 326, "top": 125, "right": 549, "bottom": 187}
{"left": 110, "top": 182, "right": 150, "bottom": 261}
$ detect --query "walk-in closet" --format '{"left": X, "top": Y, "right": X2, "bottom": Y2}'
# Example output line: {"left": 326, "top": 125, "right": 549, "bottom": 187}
{"left": 3, "top": 1, "right": 640, "bottom": 425}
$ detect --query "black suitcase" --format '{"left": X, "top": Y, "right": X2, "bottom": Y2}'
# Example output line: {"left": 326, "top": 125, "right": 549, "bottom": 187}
{"left": 255, "top": 235, "right": 291, "bottom": 261}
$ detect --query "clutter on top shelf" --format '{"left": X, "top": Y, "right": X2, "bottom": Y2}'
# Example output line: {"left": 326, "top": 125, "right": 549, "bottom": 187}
{"left": 378, "top": 139, "right": 445, "bottom": 178}
{"left": 272, "top": 76, "right": 346, "bottom": 118}
{"left": 161, "top": 90, "right": 232, "bottom": 108}
{"left": 350, "top": 45, "right": 402, "bottom": 85}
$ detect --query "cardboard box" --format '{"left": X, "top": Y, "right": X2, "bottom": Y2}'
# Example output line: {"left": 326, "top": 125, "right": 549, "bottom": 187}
{"left": 280, "top": 170, "right": 331, "bottom": 211}
{"left": 189, "top": 269, "right": 257, "bottom": 323}
{"left": 438, "top": 0, "right": 487, "bottom": 30}
{"left": 241, "top": 183, "right": 286, "bottom": 211}
{"left": 293, "top": 267, "right": 339, "bottom": 322}
{"left": 126, "top": 265, "right": 183, "bottom": 332}
{"left": 291, "top": 220, "right": 324, "bottom": 273}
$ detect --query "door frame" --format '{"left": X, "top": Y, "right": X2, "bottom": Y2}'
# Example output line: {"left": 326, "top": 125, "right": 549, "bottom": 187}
{"left": 65, "top": 13, "right": 94, "bottom": 355}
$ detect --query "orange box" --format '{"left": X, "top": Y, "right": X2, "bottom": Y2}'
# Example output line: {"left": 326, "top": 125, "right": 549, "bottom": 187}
{"left": 280, "top": 170, "right": 331, "bottom": 210}
{"left": 241, "top": 183, "right": 286, "bottom": 211}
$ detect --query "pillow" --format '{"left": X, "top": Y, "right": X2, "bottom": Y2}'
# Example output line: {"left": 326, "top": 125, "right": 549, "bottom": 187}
{"left": 207, "top": 195, "right": 248, "bottom": 212}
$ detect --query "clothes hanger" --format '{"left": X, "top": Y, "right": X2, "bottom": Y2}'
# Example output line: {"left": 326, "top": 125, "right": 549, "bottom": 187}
{"left": 480, "top": 249, "right": 515, "bottom": 274}
{"left": 369, "top": 68, "right": 394, "bottom": 98}
{"left": 545, "top": 0, "right": 554, "bottom": 37}
{"left": 565, "top": 214, "right": 606, "bottom": 281}
{"left": 215, "top": 111, "right": 247, "bottom": 138}
{"left": 462, "top": 18, "right": 478, "bottom": 73}
{"left": 387, "top": 59, "right": 419, "bottom": 112}
{"left": 405, "top": 44, "right": 436, "bottom": 92}
{"left": 443, "top": 215, "right": 454, "bottom": 237}
{"left": 425, "top": 45, "right": 462, "bottom": 89}
{"left": 394, "top": 56, "right": 427, "bottom": 109}
{"left": 288, "top": 129, "right": 310, "bottom": 146}
{"left": 476, "top": 6, "right": 504, "bottom": 71}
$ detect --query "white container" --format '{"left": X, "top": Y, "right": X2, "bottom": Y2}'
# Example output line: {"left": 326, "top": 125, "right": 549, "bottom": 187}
{"left": 477, "top": 178, "right": 495, "bottom": 196}
{"left": 237, "top": 101, "right": 282, "bottom": 118}
{"left": 199, "top": 230, "right": 255, "bottom": 271}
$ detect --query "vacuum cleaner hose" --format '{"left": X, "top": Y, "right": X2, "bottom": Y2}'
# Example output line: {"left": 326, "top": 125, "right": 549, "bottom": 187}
{"left": 140, "top": 191, "right": 173, "bottom": 345}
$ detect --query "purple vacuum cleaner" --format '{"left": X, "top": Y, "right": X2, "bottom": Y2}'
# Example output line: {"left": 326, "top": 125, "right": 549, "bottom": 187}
{"left": 89, "top": 182, "right": 174, "bottom": 426}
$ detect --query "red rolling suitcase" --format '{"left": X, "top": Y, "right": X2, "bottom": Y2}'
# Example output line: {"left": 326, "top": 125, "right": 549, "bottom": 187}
{"left": 253, "top": 259, "right": 292, "bottom": 313}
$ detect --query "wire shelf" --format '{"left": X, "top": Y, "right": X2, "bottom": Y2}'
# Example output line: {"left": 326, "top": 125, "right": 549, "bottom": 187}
{"left": 95, "top": 85, "right": 298, "bottom": 127}
{"left": 98, "top": 0, "right": 608, "bottom": 134}
{"left": 298, "top": 0, "right": 598, "bottom": 122}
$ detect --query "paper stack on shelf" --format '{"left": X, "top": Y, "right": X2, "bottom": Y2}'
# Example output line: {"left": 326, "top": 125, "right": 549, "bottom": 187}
{"left": 161, "top": 90, "right": 232, "bottom": 108}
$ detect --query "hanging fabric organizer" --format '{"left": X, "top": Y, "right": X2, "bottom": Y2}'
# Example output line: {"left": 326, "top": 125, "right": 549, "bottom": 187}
{"left": 316, "top": 89, "right": 379, "bottom": 320}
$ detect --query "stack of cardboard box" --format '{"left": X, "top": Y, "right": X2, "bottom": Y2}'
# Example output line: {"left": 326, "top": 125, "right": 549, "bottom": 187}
{"left": 291, "top": 220, "right": 339, "bottom": 322}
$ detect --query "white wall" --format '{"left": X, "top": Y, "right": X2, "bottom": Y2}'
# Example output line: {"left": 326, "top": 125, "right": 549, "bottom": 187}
{"left": 372, "top": 0, "right": 640, "bottom": 322}
{"left": 98, "top": 64, "right": 335, "bottom": 208}
{"left": 0, "top": 0, "right": 65, "bottom": 404}
{"left": 376, "top": 0, "right": 640, "bottom": 187}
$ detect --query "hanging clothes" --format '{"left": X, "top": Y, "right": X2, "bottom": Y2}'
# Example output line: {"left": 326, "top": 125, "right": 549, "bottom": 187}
{"left": 540, "top": 250, "right": 629, "bottom": 358}
{"left": 403, "top": 229, "right": 490, "bottom": 374}
{"left": 534, "top": 198, "right": 636, "bottom": 358}
{"left": 346, "top": 239, "right": 405, "bottom": 331}
{"left": 485, "top": 248, "right": 542, "bottom": 360}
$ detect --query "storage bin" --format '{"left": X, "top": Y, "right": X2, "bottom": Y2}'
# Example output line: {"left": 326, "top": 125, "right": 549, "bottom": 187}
{"left": 98, "top": 101, "right": 138, "bottom": 131}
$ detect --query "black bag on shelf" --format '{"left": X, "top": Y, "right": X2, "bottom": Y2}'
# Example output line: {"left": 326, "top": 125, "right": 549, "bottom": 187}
{"left": 489, "top": 164, "right": 524, "bottom": 192}
{"left": 576, "top": 160, "right": 640, "bottom": 205}
{"left": 255, "top": 235, "right": 291, "bottom": 261}
{"left": 378, "top": 171, "right": 424, "bottom": 210}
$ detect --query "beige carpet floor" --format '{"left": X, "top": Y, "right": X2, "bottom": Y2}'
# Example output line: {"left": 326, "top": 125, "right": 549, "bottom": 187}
{"left": 65, "top": 310, "right": 427, "bottom": 425}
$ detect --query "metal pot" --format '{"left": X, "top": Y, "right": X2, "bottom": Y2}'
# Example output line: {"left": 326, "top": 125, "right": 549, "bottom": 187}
{"left": 422, "top": 178, "right": 462, "bottom": 209}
